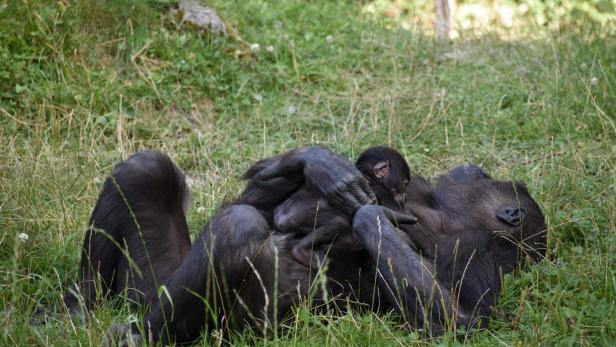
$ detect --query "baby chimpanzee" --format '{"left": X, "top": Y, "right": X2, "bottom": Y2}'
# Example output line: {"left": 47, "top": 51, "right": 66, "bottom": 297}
{"left": 355, "top": 146, "right": 410, "bottom": 209}
{"left": 273, "top": 146, "right": 411, "bottom": 266}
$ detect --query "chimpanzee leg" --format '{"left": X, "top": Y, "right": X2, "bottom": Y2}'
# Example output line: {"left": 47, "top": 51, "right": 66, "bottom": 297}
{"left": 137, "top": 204, "right": 275, "bottom": 344}
{"left": 63, "top": 151, "right": 191, "bottom": 316}
{"left": 352, "top": 205, "right": 471, "bottom": 335}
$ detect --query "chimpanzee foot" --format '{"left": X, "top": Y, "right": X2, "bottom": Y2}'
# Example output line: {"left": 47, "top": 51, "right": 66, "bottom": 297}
{"left": 291, "top": 246, "right": 310, "bottom": 267}
{"left": 292, "top": 246, "right": 326, "bottom": 268}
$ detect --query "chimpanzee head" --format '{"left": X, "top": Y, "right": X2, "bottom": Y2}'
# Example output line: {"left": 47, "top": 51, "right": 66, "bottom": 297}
{"left": 356, "top": 146, "right": 411, "bottom": 208}
{"left": 435, "top": 164, "right": 547, "bottom": 272}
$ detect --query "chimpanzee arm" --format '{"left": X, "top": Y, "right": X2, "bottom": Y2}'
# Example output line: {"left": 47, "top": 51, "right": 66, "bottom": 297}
{"left": 351, "top": 205, "right": 472, "bottom": 335}
{"left": 241, "top": 147, "right": 376, "bottom": 216}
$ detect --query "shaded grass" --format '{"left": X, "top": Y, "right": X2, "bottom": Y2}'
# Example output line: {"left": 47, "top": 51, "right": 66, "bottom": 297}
{"left": 1, "top": 0, "right": 614, "bottom": 345}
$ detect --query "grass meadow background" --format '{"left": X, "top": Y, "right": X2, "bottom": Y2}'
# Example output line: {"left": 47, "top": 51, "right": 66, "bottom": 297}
{"left": 1, "top": 0, "right": 615, "bottom": 345}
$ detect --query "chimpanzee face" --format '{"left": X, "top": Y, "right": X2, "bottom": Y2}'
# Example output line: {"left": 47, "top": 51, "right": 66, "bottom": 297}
{"left": 373, "top": 160, "right": 410, "bottom": 205}
{"left": 434, "top": 164, "right": 547, "bottom": 264}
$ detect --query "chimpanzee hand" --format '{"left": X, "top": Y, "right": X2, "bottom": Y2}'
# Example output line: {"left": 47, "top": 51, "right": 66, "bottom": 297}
{"left": 252, "top": 146, "right": 377, "bottom": 215}
{"left": 352, "top": 204, "right": 418, "bottom": 232}
{"left": 352, "top": 205, "right": 420, "bottom": 251}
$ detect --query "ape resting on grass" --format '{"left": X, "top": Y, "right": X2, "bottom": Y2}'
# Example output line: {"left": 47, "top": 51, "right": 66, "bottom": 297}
{"left": 60, "top": 147, "right": 547, "bottom": 344}
{"left": 274, "top": 146, "right": 411, "bottom": 266}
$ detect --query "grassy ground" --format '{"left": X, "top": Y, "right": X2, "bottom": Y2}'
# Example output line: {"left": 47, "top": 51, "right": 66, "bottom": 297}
{"left": 1, "top": 0, "right": 615, "bottom": 345}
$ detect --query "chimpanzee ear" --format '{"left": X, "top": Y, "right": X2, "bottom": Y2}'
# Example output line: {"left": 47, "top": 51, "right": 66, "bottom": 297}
{"left": 496, "top": 208, "right": 527, "bottom": 226}
{"left": 373, "top": 160, "right": 390, "bottom": 179}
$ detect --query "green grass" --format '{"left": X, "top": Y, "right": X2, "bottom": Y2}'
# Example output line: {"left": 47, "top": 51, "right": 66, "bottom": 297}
{"left": 1, "top": 0, "right": 615, "bottom": 345}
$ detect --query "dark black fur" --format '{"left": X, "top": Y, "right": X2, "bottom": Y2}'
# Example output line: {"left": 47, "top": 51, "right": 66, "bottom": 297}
{"left": 56, "top": 148, "right": 546, "bottom": 344}
{"left": 395, "top": 164, "right": 547, "bottom": 326}
{"left": 356, "top": 146, "right": 411, "bottom": 209}
{"left": 62, "top": 151, "right": 191, "bottom": 318}
{"left": 273, "top": 146, "right": 412, "bottom": 267}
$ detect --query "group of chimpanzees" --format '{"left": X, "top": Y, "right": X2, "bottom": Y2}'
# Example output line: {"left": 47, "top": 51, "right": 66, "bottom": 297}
{"left": 56, "top": 146, "right": 547, "bottom": 344}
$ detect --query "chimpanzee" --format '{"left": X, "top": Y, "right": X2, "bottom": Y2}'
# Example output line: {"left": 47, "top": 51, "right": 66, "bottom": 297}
{"left": 56, "top": 147, "right": 546, "bottom": 345}
{"left": 355, "top": 146, "right": 410, "bottom": 209}
{"left": 394, "top": 165, "right": 547, "bottom": 325}
{"left": 273, "top": 146, "right": 411, "bottom": 266}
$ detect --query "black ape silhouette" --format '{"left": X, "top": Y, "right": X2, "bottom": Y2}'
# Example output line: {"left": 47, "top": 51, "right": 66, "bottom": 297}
{"left": 274, "top": 146, "right": 412, "bottom": 266}
{"left": 59, "top": 147, "right": 546, "bottom": 344}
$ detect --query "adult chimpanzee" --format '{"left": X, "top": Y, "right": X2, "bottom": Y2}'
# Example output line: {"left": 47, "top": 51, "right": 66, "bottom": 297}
{"left": 395, "top": 165, "right": 546, "bottom": 326}
{"left": 274, "top": 146, "right": 411, "bottom": 266}
{"left": 60, "top": 147, "right": 546, "bottom": 344}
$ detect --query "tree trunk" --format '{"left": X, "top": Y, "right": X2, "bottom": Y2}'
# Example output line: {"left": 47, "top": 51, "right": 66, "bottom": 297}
{"left": 435, "top": 0, "right": 456, "bottom": 40}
